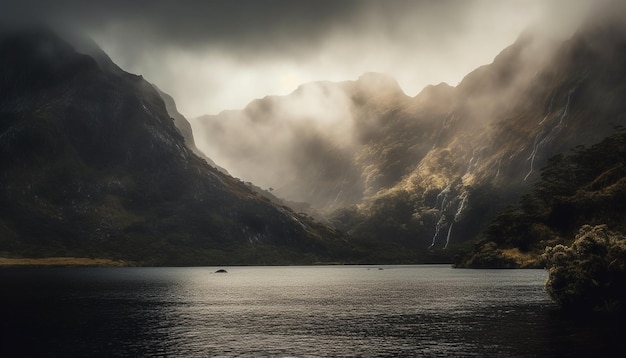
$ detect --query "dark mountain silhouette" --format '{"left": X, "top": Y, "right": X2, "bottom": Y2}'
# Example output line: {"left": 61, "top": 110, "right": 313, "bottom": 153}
{"left": 194, "top": 18, "right": 626, "bottom": 261}
{"left": 59, "top": 29, "right": 225, "bottom": 172}
{"left": 0, "top": 27, "right": 349, "bottom": 265}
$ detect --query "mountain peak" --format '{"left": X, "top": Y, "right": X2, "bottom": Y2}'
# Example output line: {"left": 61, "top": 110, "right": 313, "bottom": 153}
{"left": 0, "top": 26, "right": 103, "bottom": 101}
{"left": 355, "top": 72, "right": 404, "bottom": 94}
{"left": 416, "top": 82, "right": 454, "bottom": 99}
{"left": 0, "top": 26, "right": 347, "bottom": 265}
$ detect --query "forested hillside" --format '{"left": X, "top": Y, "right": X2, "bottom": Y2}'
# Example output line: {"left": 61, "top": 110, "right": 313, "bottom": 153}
{"left": 457, "top": 129, "right": 626, "bottom": 268}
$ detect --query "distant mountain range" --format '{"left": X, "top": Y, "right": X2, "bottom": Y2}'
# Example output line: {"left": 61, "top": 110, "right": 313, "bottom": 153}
{"left": 193, "top": 17, "right": 626, "bottom": 262}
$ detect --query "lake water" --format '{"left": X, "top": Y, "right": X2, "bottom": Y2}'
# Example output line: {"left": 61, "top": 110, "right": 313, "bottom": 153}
{"left": 0, "top": 265, "right": 623, "bottom": 357}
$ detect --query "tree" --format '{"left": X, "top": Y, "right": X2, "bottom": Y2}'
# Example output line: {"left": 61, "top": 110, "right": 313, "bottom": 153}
{"left": 544, "top": 225, "right": 626, "bottom": 312}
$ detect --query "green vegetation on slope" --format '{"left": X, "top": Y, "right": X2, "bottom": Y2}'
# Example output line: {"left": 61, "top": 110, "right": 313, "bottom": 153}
{"left": 544, "top": 224, "right": 626, "bottom": 312}
{"left": 456, "top": 128, "right": 626, "bottom": 268}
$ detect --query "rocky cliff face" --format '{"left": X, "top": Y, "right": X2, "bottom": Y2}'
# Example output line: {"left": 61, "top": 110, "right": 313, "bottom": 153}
{"left": 193, "top": 20, "right": 626, "bottom": 257}
{"left": 0, "top": 27, "right": 347, "bottom": 265}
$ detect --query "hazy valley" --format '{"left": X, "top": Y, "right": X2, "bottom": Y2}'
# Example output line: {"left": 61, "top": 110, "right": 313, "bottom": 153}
{"left": 193, "top": 18, "right": 626, "bottom": 264}
{"left": 2, "top": 2, "right": 626, "bottom": 356}
{"left": 1, "top": 6, "right": 626, "bottom": 268}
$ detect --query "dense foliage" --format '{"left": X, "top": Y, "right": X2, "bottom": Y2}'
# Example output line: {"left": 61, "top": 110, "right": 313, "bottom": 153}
{"left": 457, "top": 129, "right": 626, "bottom": 268}
{"left": 544, "top": 225, "right": 626, "bottom": 312}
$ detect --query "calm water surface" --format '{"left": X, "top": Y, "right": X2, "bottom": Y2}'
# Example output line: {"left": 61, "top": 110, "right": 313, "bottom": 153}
{"left": 0, "top": 265, "right": 623, "bottom": 357}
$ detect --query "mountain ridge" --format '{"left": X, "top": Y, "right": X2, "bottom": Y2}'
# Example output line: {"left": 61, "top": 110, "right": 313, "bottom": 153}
{"left": 3, "top": 16, "right": 626, "bottom": 265}
{"left": 192, "top": 18, "right": 626, "bottom": 260}
{"left": 0, "top": 26, "right": 350, "bottom": 265}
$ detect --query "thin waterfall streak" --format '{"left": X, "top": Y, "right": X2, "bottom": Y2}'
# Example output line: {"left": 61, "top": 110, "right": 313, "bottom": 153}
{"left": 524, "top": 155, "right": 536, "bottom": 181}
{"left": 468, "top": 148, "right": 483, "bottom": 176}
{"left": 444, "top": 223, "right": 454, "bottom": 249}
{"left": 538, "top": 92, "right": 555, "bottom": 125}
{"left": 527, "top": 133, "right": 541, "bottom": 161}
{"left": 455, "top": 193, "right": 467, "bottom": 221}
{"left": 437, "top": 185, "right": 451, "bottom": 210}
{"left": 429, "top": 225, "right": 441, "bottom": 248}
{"left": 466, "top": 148, "right": 479, "bottom": 174}
{"left": 429, "top": 215, "right": 446, "bottom": 249}
{"left": 495, "top": 158, "right": 502, "bottom": 179}
{"left": 524, "top": 87, "right": 576, "bottom": 182}
{"left": 560, "top": 89, "right": 574, "bottom": 122}
{"left": 555, "top": 87, "right": 575, "bottom": 129}
{"left": 525, "top": 138, "right": 542, "bottom": 181}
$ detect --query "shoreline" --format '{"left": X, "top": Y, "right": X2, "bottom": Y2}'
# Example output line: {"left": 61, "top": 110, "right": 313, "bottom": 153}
{"left": 0, "top": 257, "right": 135, "bottom": 267}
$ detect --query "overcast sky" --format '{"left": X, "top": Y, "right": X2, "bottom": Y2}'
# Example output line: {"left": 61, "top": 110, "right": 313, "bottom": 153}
{"left": 3, "top": 0, "right": 596, "bottom": 117}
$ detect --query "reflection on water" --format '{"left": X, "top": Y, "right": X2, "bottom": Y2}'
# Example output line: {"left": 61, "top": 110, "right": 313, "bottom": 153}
{"left": 0, "top": 265, "right": 623, "bottom": 357}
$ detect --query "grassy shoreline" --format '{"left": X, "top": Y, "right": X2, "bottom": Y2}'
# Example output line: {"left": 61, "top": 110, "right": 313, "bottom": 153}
{"left": 0, "top": 257, "right": 135, "bottom": 267}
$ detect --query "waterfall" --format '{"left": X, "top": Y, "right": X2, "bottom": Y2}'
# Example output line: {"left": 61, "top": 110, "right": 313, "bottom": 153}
{"left": 430, "top": 185, "right": 468, "bottom": 249}
{"left": 524, "top": 131, "right": 544, "bottom": 181}
{"left": 494, "top": 157, "right": 502, "bottom": 179}
{"left": 524, "top": 86, "right": 577, "bottom": 182}
{"left": 436, "top": 184, "right": 451, "bottom": 211}
{"left": 466, "top": 148, "right": 480, "bottom": 174}
{"left": 429, "top": 214, "right": 446, "bottom": 248}
{"left": 538, "top": 92, "right": 555, "bottom": 126}
{"left": 454, "top": 191, "right": 468, "bottom": 221}
{"left": 444, "top": 222, "right": 454, "bottom": 249}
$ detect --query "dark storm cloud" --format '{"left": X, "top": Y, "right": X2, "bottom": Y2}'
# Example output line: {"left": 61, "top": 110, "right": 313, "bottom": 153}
{"left": 3, "top": 0, "right": 476, "bottom": 58}
{"left": 5, "top": 2, "right": 359, "bottom": 48}
{"left": 1, "top": 0, "right": 599, "bottom": 116}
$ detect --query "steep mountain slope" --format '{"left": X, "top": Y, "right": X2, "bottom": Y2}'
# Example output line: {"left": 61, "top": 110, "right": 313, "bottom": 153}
{"left": 346, "top": 22, "right": 626, "bottom": 254}
{"left": 61, "top": 29, "right": 224, "bottom": 172}
{"left": 194, "top": 73, "right": 452, "bottom": 210}
{"left": 456, "top": 129, "right": 626, "bottom": 268}
{"left": 0, "top": 27, "right": 349, "bottom": 265}
{"left": 193, "top": 20, "right": 626, "bottom": 259}
{"left": 153, "top": 85, "right": 226, "bottom": 172}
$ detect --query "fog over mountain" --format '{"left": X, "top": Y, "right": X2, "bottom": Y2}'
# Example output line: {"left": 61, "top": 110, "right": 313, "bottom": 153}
{"left": 191, "top": 0, "right": 625, "bottom": 205}
{"left": 0, "top": 27, "right": 349, "bottom": 265}
{"left": 192, "top": 2, "right": 626, "bottom": 260}
{"left": 1, "top": 0, "right": 594, "bottom": 117}
{"left": 2, "top": 0, "right": 626, "bottom": 265}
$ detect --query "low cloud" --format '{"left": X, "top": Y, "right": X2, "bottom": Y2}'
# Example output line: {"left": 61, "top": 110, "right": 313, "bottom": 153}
{"left": 2, "top": 0, "right": 598, "bottom": 117}
{"left": 193, "top": 80, "right": 356, "bottom": 192}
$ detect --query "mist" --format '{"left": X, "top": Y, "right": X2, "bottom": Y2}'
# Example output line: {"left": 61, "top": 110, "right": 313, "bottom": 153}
{"left": 1, "top": 0, "right": 595, "bottom": 118}
{"left": 1, "top": 0, "right": 608, "bottom": 208}
{"left": 91, "top": 0, "right": 583, "bottom": 117}
{"left": 193, "top": 78, "right": 363, "bottom": 207}
{"left": 182, "top": 0, "right": 619, "bottom": 210}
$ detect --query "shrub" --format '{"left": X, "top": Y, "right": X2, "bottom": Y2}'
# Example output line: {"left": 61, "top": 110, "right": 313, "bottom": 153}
{"left": 544, "top": 225, "right": 626, "bottom": 312}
